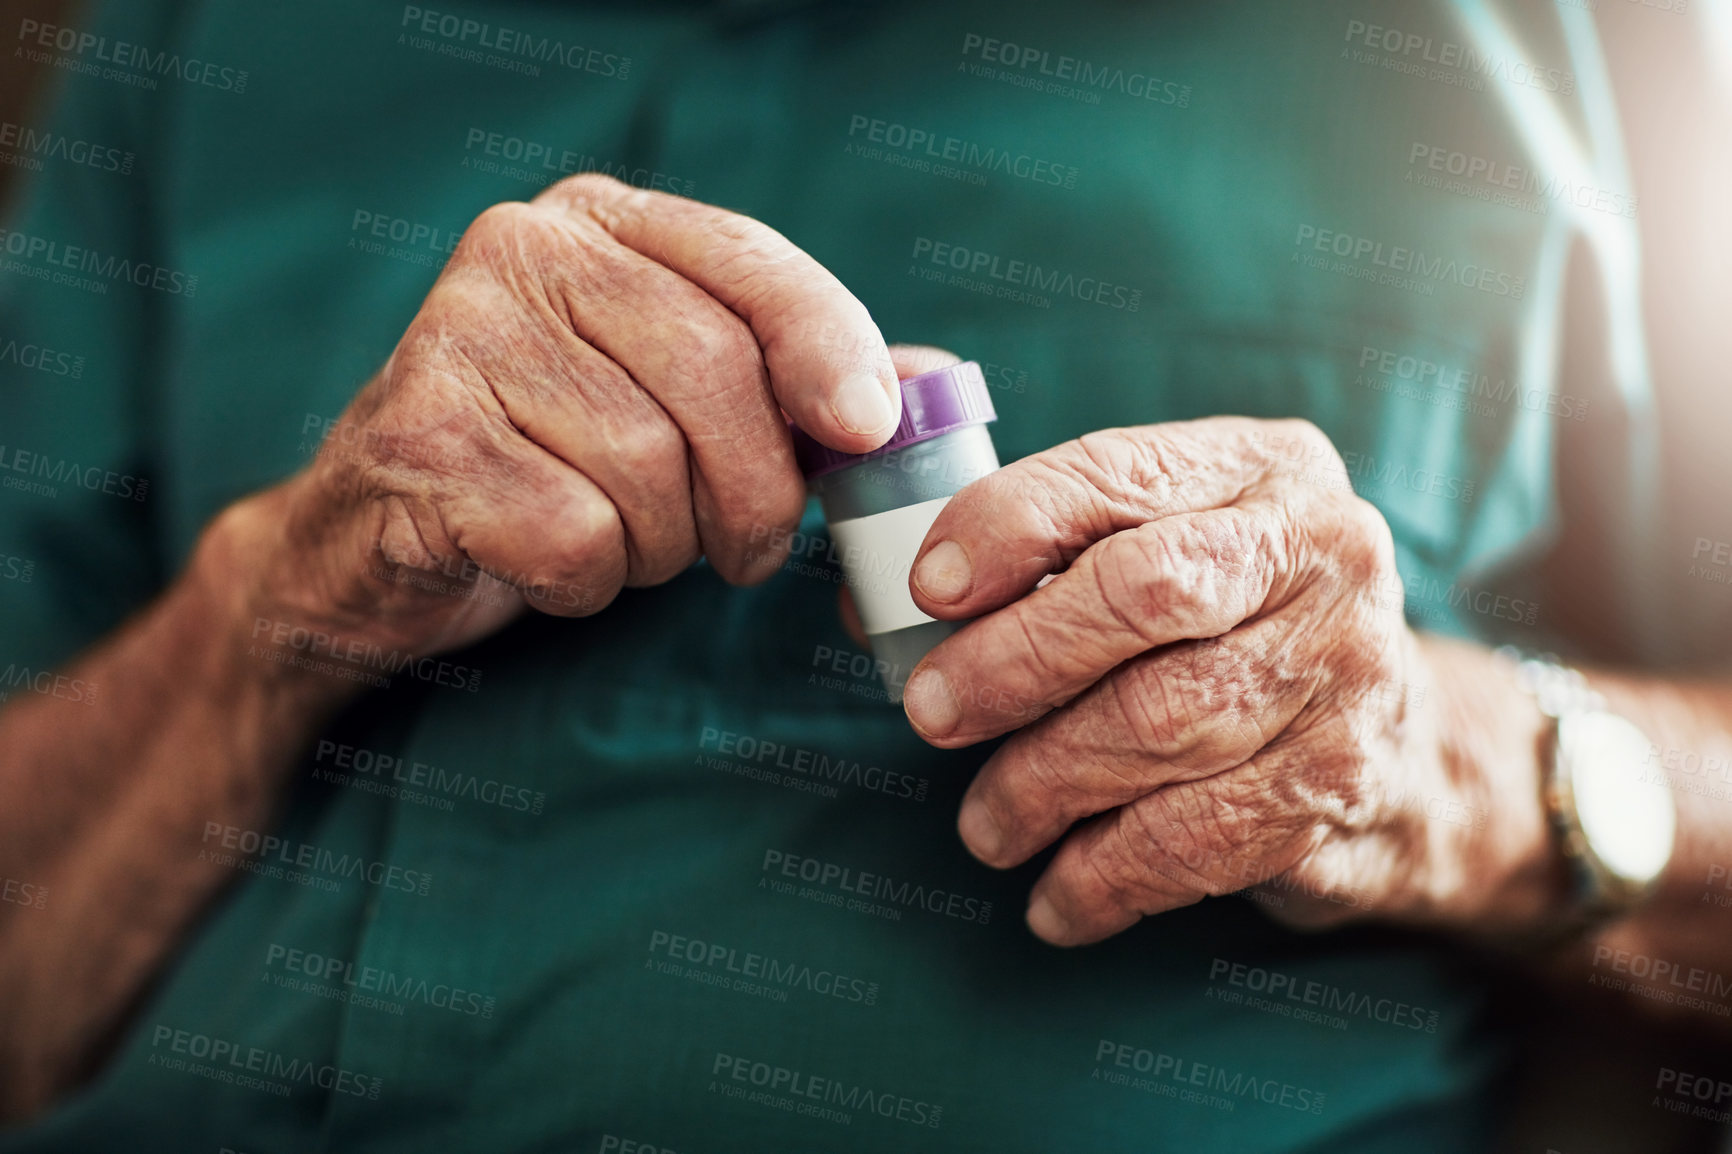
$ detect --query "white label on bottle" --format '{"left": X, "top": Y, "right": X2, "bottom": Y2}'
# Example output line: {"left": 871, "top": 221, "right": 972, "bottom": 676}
{"left": 828, "top": 496, "right": 954, "bottom": 636}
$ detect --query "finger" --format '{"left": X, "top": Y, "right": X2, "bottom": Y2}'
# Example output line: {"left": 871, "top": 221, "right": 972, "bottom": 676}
{"left": 904, "top": 504, "right": 1294, "bottom": 745}
{"left": 445, "top": 473, "right": 628, "bottom": 617}
{"left": 461, "top": 200, "right": 804, "bottom": 585}
{"left": 359, "top": 384, "right": 630, "bottom": 618}
{"left": 907, "top": 417, "right": 1330, "bottom": 620}
{"left": 421, "top": 264, "right": 700, "bottom": 587}
{"left": 1024, "top": 765, "right": 1314, "bottom": 946}
{"left": 887, "top": 344, "right": 962, "bottom": 379}
{"left": 954, "top": 618, "right": 1317, "bottom": 868}
{"left": 540, "top": 340, "right": 699, "bottom": 588}
{"left": 539, "top": 175, "right": 902, "bottom": 454}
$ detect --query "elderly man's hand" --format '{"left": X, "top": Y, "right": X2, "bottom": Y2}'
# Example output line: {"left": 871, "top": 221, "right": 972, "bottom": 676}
{"left": 901, "top": 417, "right": 1557, "bottom": 946}
{"left": 217, "top": 175, "right": 937, "bottom": 669}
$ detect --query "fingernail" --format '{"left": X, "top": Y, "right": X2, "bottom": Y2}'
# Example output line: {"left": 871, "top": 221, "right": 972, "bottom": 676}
{"left": 1026, "top": 894, "right": 1073, "bottom": 944}
{"left": 831, "top": 372, "right": 896, "bottom": 438}
{"left": 958, "top": 796, "right": 1003, "bottom": 863}
{"left": 914, "top": 540, "right": 972, "bottom": 603}
{"left": 902, "top": 667, "right": 960, "bottom": 738}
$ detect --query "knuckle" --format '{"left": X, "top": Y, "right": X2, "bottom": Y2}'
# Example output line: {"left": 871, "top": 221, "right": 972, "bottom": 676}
{"left": 343, "top": 392, "right": 498, "bottom": 499}
{"left": 1076, "top": 821, "right": 1158, "bottom": 913}
{"left": 560, "top": 487, "right": 626, "bottom": 553}
{"left": 518, "top": 493, "right": 625, "bottom": 611}
{"left": 1074, "top": 427, "right": 1176, "bottom": 500}
{"left": 1115, "top": 524, "right": 1199, "bottom": 625}
{"left": 1111, "top": 514, "right": 1271, "bottom": 639}
{"left": 610, "top": 414, "right": 687, "bottom": 483}
{"left": 545, "top": 171, "right": 628, "bottom": 205}
{"left": 716, "top": 225, "right": 819, "bottom": 321}
{"left": 995, "top": 749, "right": 1077, "bottom": 831}
{"left": 1344, "top": 495, "right": 1396, "bottom": 565}
{"left": 710, "top": 211, "right": 788, "bottom": 258}
{"left": 1246, "top": 503, "right": 1301, "bottom": 597}
{"left": 1071, "top": 429, "right": 1130, "bottom": 481}
{"left": 462, "top": 200, "right": 544, "bottom": 257}
{"left": 1055, "top": 431, "right": 1129, "bottom": 504}
{"left": 453, "top": 202, "right": 579, "bottom": 294}
{"left": 1142, "top": 787, "right": 1260, "bottom": 897}
{"left": 534, "top": 173, "right": 644, "bottom": 231}
{"left": 1109, "top": 663, "right": 1195, "bottom": 757}
{"left": 671, "top": 313, "right": 766, "bottom": 393}
{"left": 1280, "top": 418, "right": 1341, "bottom": 466}
{"left": 1317, "top": 494, "right": 1395, "bottom": 590}
{"left": 1251, "top": 417, "right": 1344, "bottom": 486}
{"left": 1017, "top": 458, "right": 1105, "bottom": 560}
{"left": 374, "top": 494, "right": 444, "bottom": 570}
{"left": 1172, "top": 641, "right": 1277, "bottom": 762}
{"left": 388, "top": 291, "right": 496, "bottom": 396}
{"left": 700, "top": 213, "right": 799, "bottom": 293}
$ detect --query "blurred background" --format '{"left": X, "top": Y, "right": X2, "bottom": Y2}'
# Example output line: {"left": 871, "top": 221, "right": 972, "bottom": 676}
{"left": 3, "top": 1, "right": 1728, "bottom": 1150}
{"left": 1535, "top": 0, "right": 1732, "bottom": 676}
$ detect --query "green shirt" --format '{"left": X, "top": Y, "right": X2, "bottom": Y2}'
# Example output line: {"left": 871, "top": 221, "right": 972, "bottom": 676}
{"left": 0, "top": 0, "right": 1623, "bottom": 1150}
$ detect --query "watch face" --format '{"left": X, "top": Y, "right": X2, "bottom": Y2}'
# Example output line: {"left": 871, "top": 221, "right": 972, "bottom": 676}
{"left": 1558, "top": 711, "right": 1677, "bottom": 887}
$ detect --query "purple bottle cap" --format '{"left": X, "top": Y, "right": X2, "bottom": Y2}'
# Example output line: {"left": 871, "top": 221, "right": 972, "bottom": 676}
{"left": 790, "top": 360, "right": 997, "bottom": 479}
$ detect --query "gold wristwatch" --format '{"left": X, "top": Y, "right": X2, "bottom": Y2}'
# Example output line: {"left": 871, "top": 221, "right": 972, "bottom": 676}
{"left": 1499, "top": 648, "right": 1676, "bottom": 930}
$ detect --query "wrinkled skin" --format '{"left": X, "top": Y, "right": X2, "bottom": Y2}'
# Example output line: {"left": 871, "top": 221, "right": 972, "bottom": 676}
{"left": 240, "top": 172, "right": 949, "bottom": 664}
{"left": 0, "top": 173, "right": 977, "bottom": 1121}
{"left": 231, "top": 174, "right": 1530, "bottom": 951}
{"left": 898, "top": 419, "right": 1516, "bottom": 945}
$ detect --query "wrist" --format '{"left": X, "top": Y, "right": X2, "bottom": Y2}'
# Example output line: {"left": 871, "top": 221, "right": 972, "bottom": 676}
{"left": 1415, "top": 635, "right": 1574, "bottom": 935}
{"left": 190, "top": 482, "right": 369, "bottom": 719}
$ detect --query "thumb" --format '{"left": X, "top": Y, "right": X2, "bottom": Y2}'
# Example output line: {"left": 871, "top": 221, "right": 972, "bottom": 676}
{"left": 888, "top": 344, "right": 963, "bottom": 381}
{"left": 835, "top": 346, "right": 960, "bottom": 645}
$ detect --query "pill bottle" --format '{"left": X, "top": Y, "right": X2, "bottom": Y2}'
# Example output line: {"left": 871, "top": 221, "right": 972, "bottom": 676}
{"left": 790, "top": 361, "right": 1000, "bottom": 704}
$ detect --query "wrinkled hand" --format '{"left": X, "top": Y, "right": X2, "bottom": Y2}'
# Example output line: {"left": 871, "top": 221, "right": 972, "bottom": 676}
{"left": 900, "top": 418, "right": 1542, "bottom": 945}
{"left": 220, "top": 174, "right": 919, "bottom": 673}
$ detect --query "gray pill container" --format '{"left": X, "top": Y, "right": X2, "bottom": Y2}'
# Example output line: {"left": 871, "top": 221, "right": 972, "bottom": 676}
{"left": 790, "top": 362, "right": 1000, "bottom": 703}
